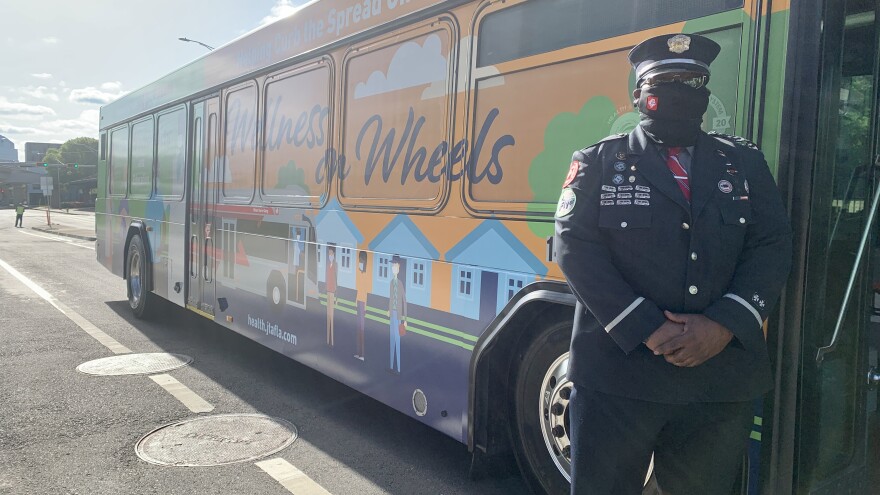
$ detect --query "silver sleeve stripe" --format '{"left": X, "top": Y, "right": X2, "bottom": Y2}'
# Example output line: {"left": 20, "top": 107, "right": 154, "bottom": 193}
{"left": 605, "top": 297, "right": 646, "bottom": 333}
{"left": 724, "top": 293, "right": 763, "bottom": 326}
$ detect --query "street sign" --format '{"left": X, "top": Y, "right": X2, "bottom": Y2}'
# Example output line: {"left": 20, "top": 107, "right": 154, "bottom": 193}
{"left": 40, "top": 176, "right": 53, "bottom": 196}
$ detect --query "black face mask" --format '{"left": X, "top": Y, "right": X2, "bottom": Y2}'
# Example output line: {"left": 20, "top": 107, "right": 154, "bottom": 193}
{"left": 637, "top": 84, "right": 710, "bottom": 147}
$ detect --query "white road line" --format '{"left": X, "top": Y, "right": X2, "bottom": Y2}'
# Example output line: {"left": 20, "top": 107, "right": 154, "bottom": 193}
{"left": 0, "top": 256, "right": 131, "bottom": 354}
{"left": 256, "top": 458, "right": 332, "bottom": 495}
{"left": 148, "top": 374, "right": 214, "bottom": 413}
{"left": 17, "top": 229, "right": 95, "bottom": 250}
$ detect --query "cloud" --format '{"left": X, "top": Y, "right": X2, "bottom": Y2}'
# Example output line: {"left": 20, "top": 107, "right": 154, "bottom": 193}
{"left": 421, "top": 36, "right": 504, "bottom": 100}
{"left": 31, "top": 73, "right": 53, "bottom": 80}
{"left": 0, "top": 97, "right": 56, "bottom": 119}
{"left": 42, "top": 37, "right": 59, "bottom": 44}
{"left": 0, "top": 109, "right": 98, "bottom": 160}
{"left": 21, "top": 86, "right": 59, "bottom": 102}
{"left": 260, "top": 0, "right": 304, "bottom": 26}
{"left": 69, "top": 82, "right": 127, "bottom": 105}
{"left": 0, "top": 123, "right": 48, "bottom": 135}
{"left": 355, "top": 34, "right": 447, "bottom": 99}
{"left": 42, "top": 109, "right": 99, "bottom": 135}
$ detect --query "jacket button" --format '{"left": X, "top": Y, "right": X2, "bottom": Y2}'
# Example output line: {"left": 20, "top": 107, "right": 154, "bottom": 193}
{"left": 620, "top": 221, "right": 628, "bottom": 228}
{"left": 682, "top": 222, "right": 690, "bottom": 230}
{"left": 689, "top": 285, "right": 698, "bottom": 295}
{"left": 739, "top": 217, "right": 746, "bottom": 224}
{"left": 690, "top": 252, "right": 698, "bottom": 261}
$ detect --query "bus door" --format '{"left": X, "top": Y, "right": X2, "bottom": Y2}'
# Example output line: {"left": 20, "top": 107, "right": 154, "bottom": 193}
{"left": 795, "top": 0, "right": 880, "bottom": 492}
{"left": 187, "top": 97, "right": 220, "bottom": 316}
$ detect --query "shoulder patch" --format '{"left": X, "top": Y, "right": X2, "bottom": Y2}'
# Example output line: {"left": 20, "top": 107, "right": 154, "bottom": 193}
{"left": 555, "top": 188, "right": 577, "bottom": 218}
{"left": 708, "top": 131, "right": 760, "bottom": 151}
{"left": 562, "top": 160, "right": 579, "bottom": 187}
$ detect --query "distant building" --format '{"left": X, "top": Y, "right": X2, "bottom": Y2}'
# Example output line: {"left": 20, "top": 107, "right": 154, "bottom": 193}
{"left": 24, "top": 142, "right": 62, "bottom": 163}
{"left": 0, "top": 135, "right": 18, "bottom": 163}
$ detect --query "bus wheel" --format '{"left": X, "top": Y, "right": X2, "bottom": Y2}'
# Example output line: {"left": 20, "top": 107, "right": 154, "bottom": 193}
{"left": 511, "top": 319, "right": 573, "bottom": 494}
{"left": 512, "top": 319, "right": 655, "bottom": 494}
{"left": 127, "top": 235, "right": 154, "bottom": 319}
{"left": 267, "top": 271, "right": 286, "bottom": 310}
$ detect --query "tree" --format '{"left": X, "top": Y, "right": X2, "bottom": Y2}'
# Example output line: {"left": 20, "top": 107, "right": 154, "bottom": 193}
{"left": 45, "top": 137, "right": 98, "bottom": 203}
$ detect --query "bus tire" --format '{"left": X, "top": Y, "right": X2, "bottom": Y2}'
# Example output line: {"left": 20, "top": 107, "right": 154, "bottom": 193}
{"left": 511, "top": 319, "right": 573, "bottom": 494}
{"left": 126, "top": 234, "right": 155, "bottom": 319}
{"left": 267, "top": 271, "right": 286, "bottom": 310}
{"left": 511, "top": 319, "right": 655, "bottom": 494}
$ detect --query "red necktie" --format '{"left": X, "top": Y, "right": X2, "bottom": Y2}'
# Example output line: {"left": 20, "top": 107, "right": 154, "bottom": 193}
{"left": 666, "top": 147, "right": 690, "bottom": 201}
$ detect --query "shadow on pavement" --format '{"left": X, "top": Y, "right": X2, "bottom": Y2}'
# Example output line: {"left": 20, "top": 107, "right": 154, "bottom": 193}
{"left": 105, "top": 298, "right": 527, "bottom": 495}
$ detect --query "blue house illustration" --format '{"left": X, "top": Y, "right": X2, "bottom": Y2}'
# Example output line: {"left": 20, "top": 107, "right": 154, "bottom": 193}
{"left": 445, "top": 220, "right": 548, "bottom": 321}
{"left": 314, "top": 199, "right": 364, "bottom": 290}
{"left": 369, "top": 215, "right": 439, "bottom": 308}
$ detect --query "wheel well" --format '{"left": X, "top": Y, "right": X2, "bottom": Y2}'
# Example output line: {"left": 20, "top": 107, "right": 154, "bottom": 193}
{"left": 471, "top": 300, "right": 573, "bottom": 460}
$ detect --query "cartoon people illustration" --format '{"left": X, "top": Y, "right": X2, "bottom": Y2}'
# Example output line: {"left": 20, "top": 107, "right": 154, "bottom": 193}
{"left": 388, "top": 255, "right": 407, "bottom": 374}
{"left": 325, "top": 244, "right": 337, "bottom": 347}
{"left": 355, "top": 250, "right": 369, "bottom": 361}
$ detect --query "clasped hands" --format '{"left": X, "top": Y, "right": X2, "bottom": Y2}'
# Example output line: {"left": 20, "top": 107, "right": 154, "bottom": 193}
{"left": 643, "top": 311, "right": 733, "bottom": 368}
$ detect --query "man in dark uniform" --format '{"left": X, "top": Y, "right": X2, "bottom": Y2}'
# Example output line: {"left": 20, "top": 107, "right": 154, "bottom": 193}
{"left": 555, "top": 33, "right": 792, "bottom": 494}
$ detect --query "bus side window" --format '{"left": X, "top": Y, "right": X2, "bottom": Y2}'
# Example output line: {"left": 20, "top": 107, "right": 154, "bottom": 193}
{"left": 129, "top": 117, "right": 155, "bottom": 199}
{"left": 156, "top": 106, "right": 187, "bottom": 199}
{"left": 339, "top": 23, "right": 454, "bottom": 211}
{"left": 109, "top": 125, "right": 129, "bottom": 197}
{"left": 222, "top": 83, "right": 258, "bottom": 202}
{"left": 476, "top": 0, "right": 742, "bottom": 66}
{"left": 262, "top": 61, "right": 332, "bottom": 206}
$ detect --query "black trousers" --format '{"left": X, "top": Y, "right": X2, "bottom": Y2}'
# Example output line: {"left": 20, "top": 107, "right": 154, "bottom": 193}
{"left": 569, "top": 385, "right": 753, "bottom": 495}
{"left": 15, "top": 214, "right": 22, "bottom": 227}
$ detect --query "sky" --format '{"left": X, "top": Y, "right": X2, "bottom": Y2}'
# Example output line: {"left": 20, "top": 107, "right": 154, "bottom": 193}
{"left": 0, "top": 0, "right": 308, "bottom": 161}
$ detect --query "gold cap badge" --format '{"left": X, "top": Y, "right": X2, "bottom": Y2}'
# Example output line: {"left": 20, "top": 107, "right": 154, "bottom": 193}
{"left": 667, "top": 35, "right": 691, "bottom": 54}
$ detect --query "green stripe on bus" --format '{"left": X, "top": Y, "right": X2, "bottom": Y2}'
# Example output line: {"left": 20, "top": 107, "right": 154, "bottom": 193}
{"left": 754, "top": 416, "right": 763, "bottom": 426}
{"left": 319, "top": 299, "right": 475, "bottom": 351}
{"left": 750, "top": 431, "right": 761, "bottom": 441}
{"left": 320, "top": 294, "right": 480, "bottom": 343}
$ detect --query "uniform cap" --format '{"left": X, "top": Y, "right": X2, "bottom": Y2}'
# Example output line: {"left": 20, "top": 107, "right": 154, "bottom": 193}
{"left": 629, "top": 34, "right": 721, "bottom": 83}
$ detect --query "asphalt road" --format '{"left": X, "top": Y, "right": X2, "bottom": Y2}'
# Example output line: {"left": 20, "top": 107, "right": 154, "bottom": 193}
{"left": 0, "top": 209, "right": 530, "bottom": 495}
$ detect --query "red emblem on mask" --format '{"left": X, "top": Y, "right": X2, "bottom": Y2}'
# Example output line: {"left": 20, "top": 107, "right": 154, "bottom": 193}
{"left": 563, "top": 161, "right": 579, "bottom": 187}
{"left": 646, "top": 96, "right": 659, "bottom": 111}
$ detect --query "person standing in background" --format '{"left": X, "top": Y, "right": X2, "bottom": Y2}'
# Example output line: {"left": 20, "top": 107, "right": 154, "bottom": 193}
{"left": 14, "top": 203, "right": 24, "bottom": 228}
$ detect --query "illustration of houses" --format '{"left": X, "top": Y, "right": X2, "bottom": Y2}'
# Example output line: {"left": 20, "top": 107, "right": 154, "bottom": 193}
{"left": 445, "top": 220, "right": 547, "bottom": 321}
{"left": 368, "top": 215, "right": 438, "bottom": 308}
{"left": 314, "top": 199, "right": 364, "bottom": 290}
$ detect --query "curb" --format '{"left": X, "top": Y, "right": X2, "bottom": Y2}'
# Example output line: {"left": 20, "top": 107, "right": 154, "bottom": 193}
{"left": 31, "top": 227, "right": 96, "bottom": 242}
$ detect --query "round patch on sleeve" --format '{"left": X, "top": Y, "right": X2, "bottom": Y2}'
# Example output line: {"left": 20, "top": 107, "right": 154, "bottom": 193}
{"left": 563, "top": 161, "right": 579, "bottom": 187}
{"left": 555, "top": 188, "right": 577, "bottom": 217}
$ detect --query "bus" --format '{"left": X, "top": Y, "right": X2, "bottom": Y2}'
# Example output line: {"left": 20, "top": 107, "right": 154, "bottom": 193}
{"left": 96, "top": 0, "right": 879, "bottom": 493}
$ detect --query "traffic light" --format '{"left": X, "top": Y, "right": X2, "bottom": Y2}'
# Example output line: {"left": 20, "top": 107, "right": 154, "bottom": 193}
{"left": 73, "top": 163, "right": 79, "bottom": 168}
{"left": 42, "top": 162, "right": 48, "bottom": 167}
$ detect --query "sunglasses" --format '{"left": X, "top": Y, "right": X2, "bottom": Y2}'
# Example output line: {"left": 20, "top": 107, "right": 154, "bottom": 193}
{"left": 642, "top": 72, "right": 708, "bottom": 89}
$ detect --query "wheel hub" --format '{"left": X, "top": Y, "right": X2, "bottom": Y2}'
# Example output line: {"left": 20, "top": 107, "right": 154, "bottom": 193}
{"left": 129, "top": 251, "right": 141, "bottom": 308}
{"left": 540, "top": 352, "right": 572, "bottom": 481}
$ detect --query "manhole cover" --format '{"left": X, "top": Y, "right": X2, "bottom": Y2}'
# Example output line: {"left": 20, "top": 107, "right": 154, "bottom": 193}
{"left": 135, "top": 414, "right": 298, "bottom": 467}
{"left": 77, "top": 353, "right": 193, "bottom": 376}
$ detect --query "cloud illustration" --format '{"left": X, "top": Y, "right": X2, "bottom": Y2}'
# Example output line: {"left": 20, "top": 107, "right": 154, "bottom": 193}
{"left": 354, "top": 34, "right": 448, "bottom": 99}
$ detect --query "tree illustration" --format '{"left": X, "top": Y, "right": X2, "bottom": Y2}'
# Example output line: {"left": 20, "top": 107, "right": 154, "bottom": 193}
{"left": 526, "top": 96, "right": 620, "bottom": 236}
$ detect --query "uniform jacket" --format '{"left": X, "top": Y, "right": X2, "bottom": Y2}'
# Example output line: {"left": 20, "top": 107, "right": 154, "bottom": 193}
{"left": 554, "top": 125, "right": 792, "bottom": 403}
